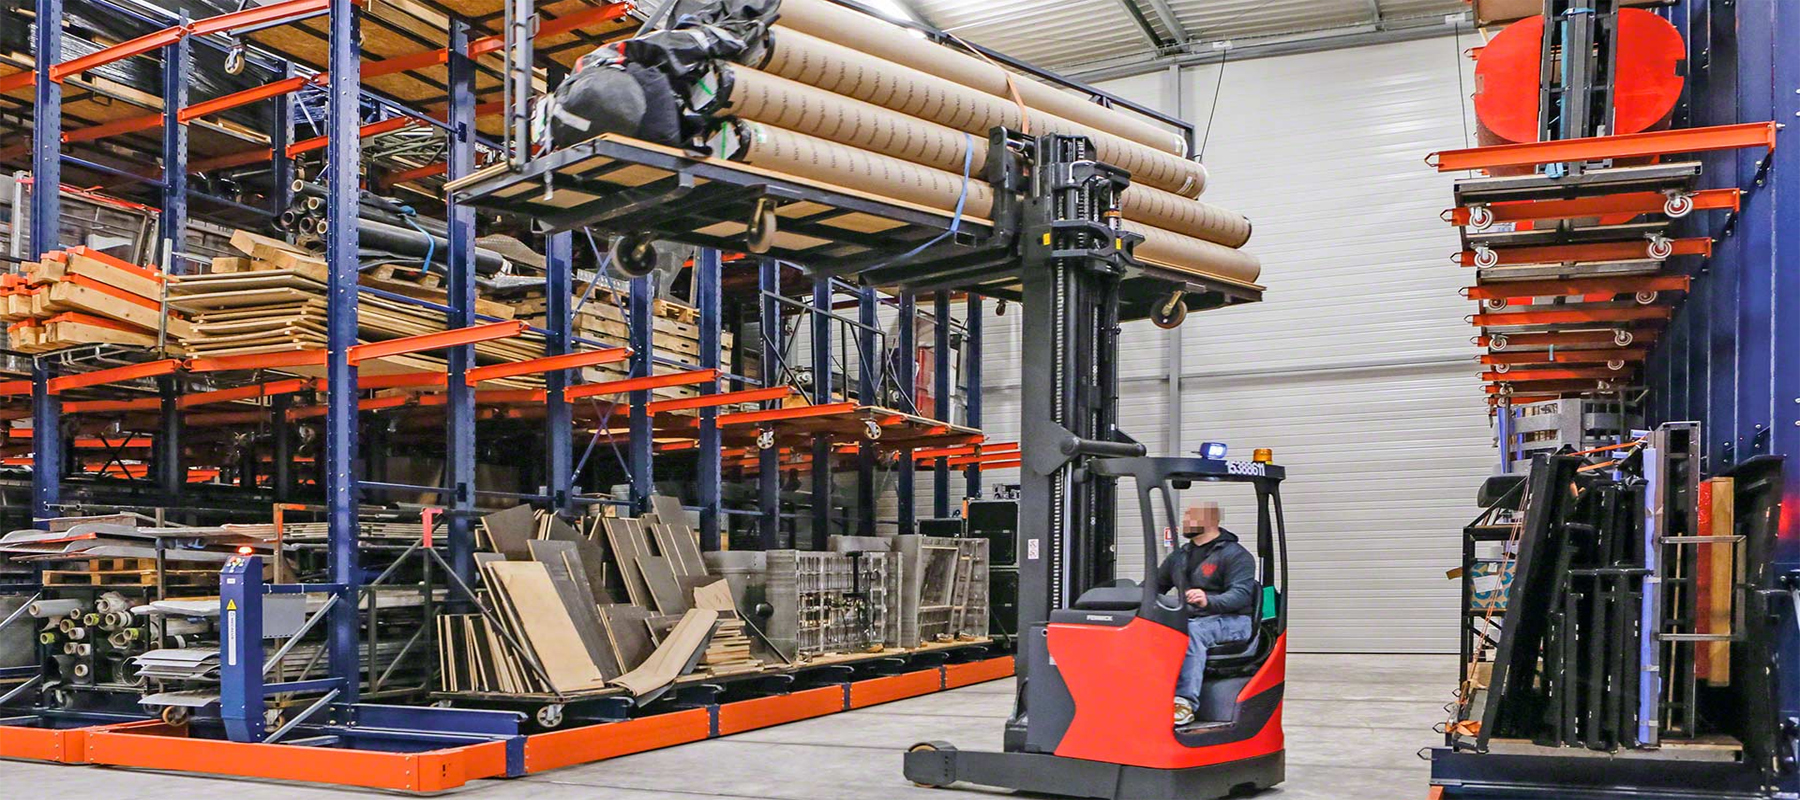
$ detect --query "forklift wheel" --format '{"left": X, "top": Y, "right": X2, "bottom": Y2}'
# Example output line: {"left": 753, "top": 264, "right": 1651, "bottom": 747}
{"left": 907, "top": 741, "right": 956, "bottom": 788}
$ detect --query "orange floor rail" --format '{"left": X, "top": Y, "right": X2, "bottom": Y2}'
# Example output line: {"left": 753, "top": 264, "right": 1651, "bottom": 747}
{"left": 1, "top": 655, "right": 1015, "bottom": 791}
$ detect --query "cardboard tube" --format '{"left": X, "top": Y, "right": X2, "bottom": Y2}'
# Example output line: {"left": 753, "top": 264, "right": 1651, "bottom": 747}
{"left": 727, "top": 122, "right": 1260, "bottom": 284}
{"left": 755, "top": 28, "right": 1208, "bottom": 198}
{"left": 29, "top": 599, "right": 83, "bottom": 617}
{"left": 775, "top": 0, "right": 1187, "bottom": 156}
{"left": 715, "top": 65, "right": 1248, "bottom": 246}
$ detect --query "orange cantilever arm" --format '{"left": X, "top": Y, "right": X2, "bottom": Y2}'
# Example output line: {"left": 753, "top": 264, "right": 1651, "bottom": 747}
{"left": 466, "top": 347, "right": 630, "bottom": 385}
{"left": 565, "top": 369, "right": 719, "bottom": 399}
{"left": 650, "top": 386, "right": 793, "bottom": 414}
{"left": 187, "top": 350, "right": 328, "bottom": 373}
{"left": 47, "top": 359, "right": 185, "bottom": 395}
{"left": 1464, "top": 274, "right": 1690, "bottom": 300}
{"left": 1472, "top": 305, "right": 1671, "bottom": 327}
{"left": 1431, "top": 122, "right": 1778, "bottom": 172}
{"left": 717, "top": 401, "right": 859, "bottom": 427}
{"left": 348, "top": 320, "right": 528, "bottom": 365}
{"left": 0, "top": 380, "right": 32, "bottom": 397}
{"left": 1483, "top": 366, "right": 1635, "bottom": 383}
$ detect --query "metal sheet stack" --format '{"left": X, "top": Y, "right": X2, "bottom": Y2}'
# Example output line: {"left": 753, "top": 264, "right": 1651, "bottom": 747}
{"left": 557, "top": 0, "right": 1260, "bottom": 285}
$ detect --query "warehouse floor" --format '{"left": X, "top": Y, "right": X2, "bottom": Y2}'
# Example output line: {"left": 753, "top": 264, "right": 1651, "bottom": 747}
{"left": 0, "top": 654, "right": 1450, "bottom": 798}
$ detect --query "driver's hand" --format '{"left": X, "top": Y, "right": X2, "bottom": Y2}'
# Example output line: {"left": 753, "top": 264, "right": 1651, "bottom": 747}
{"left": 1184, "top": 589, "right": 1208, "bottom": 607}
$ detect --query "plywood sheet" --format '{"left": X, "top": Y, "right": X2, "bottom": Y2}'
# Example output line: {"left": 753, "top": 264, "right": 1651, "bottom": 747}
{"left": 482, "top": 561, "right": 609, "bottom": 692}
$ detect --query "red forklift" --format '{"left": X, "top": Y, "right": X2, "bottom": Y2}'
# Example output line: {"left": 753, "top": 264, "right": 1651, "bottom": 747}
{"left": 904, "top": 131, "right": 1288, "bottom": 799}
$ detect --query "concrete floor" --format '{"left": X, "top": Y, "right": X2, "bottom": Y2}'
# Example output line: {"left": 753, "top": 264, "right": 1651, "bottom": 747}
{"left": 0, "top": 653, "right": 1452, "bottom": 799}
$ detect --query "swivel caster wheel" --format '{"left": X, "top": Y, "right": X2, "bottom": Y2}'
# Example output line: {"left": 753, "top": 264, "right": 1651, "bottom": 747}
{"left": 1472, "top": 245, "right": 1499, "bottom": 269}
{"left": 1492, "top": 363, "right": 1510, "bottom": 374}
{"left": 756, "top": 428, "right": 776, "bottom": 450}
{"left": 1607, "top": 360, "right": 1626, "bottom": 371}
{"left": 864, "top": 419, "right": 883, "bottom": 440}
{"left": 609, "top": 233, "right": 660, "bottom": 279}
{"left": 1489, "top": 334, "right": 1509, "bottom": 352}
{"left": 1635, "top": 291, "right": 1659, "bottom": 305}
{"left": 1647, "top": 235, "right": 1674, "bottom": 260}
{"left": 746, "top": 199, "right": 779, "bottom": 254}
{"left": 536, "top": 704, "right": 565, "bottom": 729}
{"left": 1466, "top": 205, "right": 1495, "bottom": 231}
{"left": 1150, "top": 292, "right": 1187, "bottom": 330}
{"left": 1484, "top": 298, "right": 1507, "bottom": 311}
{"left": 161, "top": 706, "right": 191, "bottom": 727}
{"left": 224, "top": 43, "right": 247, "bottom": 75}
{"left": 1663, "top": 192, "right": 1695, "bottom": 218}
{"left": 1613, "top": 329, "right": 1634, "bottom": 347}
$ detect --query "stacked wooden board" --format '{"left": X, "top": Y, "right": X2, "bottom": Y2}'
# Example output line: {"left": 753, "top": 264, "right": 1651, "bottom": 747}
{"left": 2, "top": 247, "right": 191, "bottom": 353}
{"left": 165, "top": 232, "right": 545, "bottom": 376}
{"left": 442, "top": 498, "right": 764, "bottom": 699}
{"left": 507, "top": 281, "right": 734, "bottom": 400}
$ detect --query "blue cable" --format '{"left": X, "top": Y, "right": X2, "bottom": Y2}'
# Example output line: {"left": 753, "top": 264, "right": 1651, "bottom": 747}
{"left": 863, "top": 133, "right": 974, "bottom": 272}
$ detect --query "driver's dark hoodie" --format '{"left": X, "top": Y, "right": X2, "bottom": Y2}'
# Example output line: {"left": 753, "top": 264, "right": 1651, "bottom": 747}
{"left": 1151, "top": 530, "right": 1258, "bottom": 617}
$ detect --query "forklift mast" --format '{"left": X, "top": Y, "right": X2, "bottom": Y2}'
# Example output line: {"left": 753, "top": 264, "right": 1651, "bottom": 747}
{"left": 1015, "top": 133, "right": 1150, "bottom": 684}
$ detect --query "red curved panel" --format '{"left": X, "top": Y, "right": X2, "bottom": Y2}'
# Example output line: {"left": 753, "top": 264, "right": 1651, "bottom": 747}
{"left": 1475, "top": 9, "right": 1685, "bottom": 144}
{"left": 1047, "top": 618, "right": 1285, "bottom": 770}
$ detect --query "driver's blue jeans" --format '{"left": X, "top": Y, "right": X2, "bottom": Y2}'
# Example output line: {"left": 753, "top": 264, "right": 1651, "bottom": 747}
{"left": 1176, "top": 614, "right": 1253, "bottom": 705}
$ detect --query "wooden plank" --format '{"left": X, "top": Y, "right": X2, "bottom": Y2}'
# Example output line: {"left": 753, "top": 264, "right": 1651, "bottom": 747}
{"left": 638, "top": 555, "right": 687, "bottom": 615}
{"left": 480, "top": 504, "right": 536, "bottom": 559}
{"left": 649, "top": 495, "right": 707, "bottom": 578}
{"left": 482, "top": 561, "right": 609, "bottom": 693}
{"left": 601, "top": 518, "right": 651, "bottom": 607}
{"left": 528, "top": 540, "right": 619, "bottom": 680}
{"left": 609, "top": 608, "right": 718, "bottom": 698}
{"left": 598, "top": 604, "right": 656, "bottom": 672}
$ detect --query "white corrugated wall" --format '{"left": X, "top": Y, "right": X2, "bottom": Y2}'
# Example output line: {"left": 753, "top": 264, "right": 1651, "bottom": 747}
{"left": 961, "top": 33, "right": 1494, "bottom": 653}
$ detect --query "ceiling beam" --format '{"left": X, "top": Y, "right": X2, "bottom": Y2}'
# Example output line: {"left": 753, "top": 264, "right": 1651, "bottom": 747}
{"left": 1109, "top": 0, "right": 1171, "bottom": 50}
{"left": 1141, "top": 0, "right": 1190, "bottom": 43}
{"left": 1069, "top": 18, "right": 1469, "bottom": 83}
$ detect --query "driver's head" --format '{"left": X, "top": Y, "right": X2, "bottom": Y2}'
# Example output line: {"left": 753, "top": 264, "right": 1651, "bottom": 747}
{"left": 1182, "top": 502, "right": 1221, "bottom": 539}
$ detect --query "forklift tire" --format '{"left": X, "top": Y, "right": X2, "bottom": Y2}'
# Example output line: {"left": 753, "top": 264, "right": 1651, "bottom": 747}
{"left": 906, "top": 741, "right": 956, "bottom": 788}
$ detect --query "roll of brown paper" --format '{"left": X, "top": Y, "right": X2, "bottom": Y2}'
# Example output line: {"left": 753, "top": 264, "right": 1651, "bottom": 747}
{"left": 726, "top": 122, "right": 1260, "bottom": 284}
{"left": 755, "top": 28, "right": 1208, "bottom": 198}
{"left": 712, "top": 65, "right": 1248, "bottom": 245}
{"left": 775, "top": 0, "right": 1188, "bottom": 156}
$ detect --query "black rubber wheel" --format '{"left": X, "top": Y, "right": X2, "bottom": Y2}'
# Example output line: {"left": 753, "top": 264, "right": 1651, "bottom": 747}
{"left": 609, "top": 233, "right": 660, "bottom": 279}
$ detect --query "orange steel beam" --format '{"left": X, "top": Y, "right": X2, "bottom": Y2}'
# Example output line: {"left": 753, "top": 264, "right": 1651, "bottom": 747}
{"left": 465, "top": 347, "right": 629, "bottom": 385}
{"left": 1465, "top": 274, "right": 1690, "bottom": 300}
{"left": 1459, "top": 237, "right": 1711, "bottom": 266}
{"left": 64, "top": 115, "right": 164, "bottom": 144}
{"left": 980, "top": 459, "right": 1023, "bottom": 470}
{"left": 48, "top": 359, "right": 184, "bottom": 394}
{"left": 718, "top": 401, "right": 859, "bottom": 427}
{"left": 1484, "top": 366, "right": 1635, "bottom": 382}
{"left": 1431, "top": 121, "right": 1778, "bottom": 172}
{"left": 341, "top": 372, "right": 447, "bottom": 390}
{"left": 0, "top": 380, "right": 32, "bottom": 396}
{"left": 565, "top": 369, "right": 718, "bottom": 399}
{"left": 1486, "top": 380, "right": 1619, "bottom": 394}
{"left": 1473, "top": 306, "right": 1672, "bottom": 327}
{"left": 288, "top": 117, "right": 418, "bottom": 159}
{"left": 1447, "top": 188, "right": 1741, "bottom": 225}
{"left": 1483, "top": 347, "right": 1649, "bottom": 365}
{"left": 347, "top": 320, "right": 527, "bottom": 364}
{"left": 49, "top": 27, "right": 186, "bottom": 83}
{"left": 380, "top": 161, "right": 448, "bottom": 188}
{"left": 187, "top": 148, "right": 280, "bottom": 173}
{"left": 468, "top": 3, "right": 631, "bottom": 57}
{"left": 180, "top": 76, "right": 314, "bottom": 123}
{"left": 650, "top": 386, "right": 793, "bottom": 414}
{"left": 365, "top": 49, "right": 450, "bottom": 79}
{"left": 62, "top": 397, "right": 161, "bottom": 413}
{"left": 947, "top": 451, "right": 1024, "bottom": 467}
{"left": 1476, "top": 330, "right": 1659, "bottom": 349}
{"left": 187, "top": 0, "right": 332, "bottom": 36}
{"left": 179, "top": 378, "right": 314, "bottom": 409}
{"left": 187, "top": 350, "right": 327, "bottom": 373}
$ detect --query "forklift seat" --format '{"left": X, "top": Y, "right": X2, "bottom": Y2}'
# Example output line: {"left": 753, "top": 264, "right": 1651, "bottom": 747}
{"left": 1070, "top": 579, "right": 1144, "bottom": 611}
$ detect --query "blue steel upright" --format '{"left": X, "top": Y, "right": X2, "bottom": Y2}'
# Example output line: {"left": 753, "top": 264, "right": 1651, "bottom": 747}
{"left": 758, "top": 259, "right": 782, "bottom": 548}
{"left": 856, "top": 286, "right": 877, "bottom": 535}
{"left": 696, "top": 249, "right": 723, "bottom": 549}
{"left": 545, "top": 232, "right": 574, "bottom": 513}
{"left": 324, "top": 0, "right": 364, "bottom": 704}
{"left": 160, "top": 19, "right": 189, "bottom": 264}
{"left": 933, "top": 292, "right": 951, "bottom": 516}
{"left": 811, "top": 276, "right": 833, "bottom": 547}
{"left": 629, "top": 276, "right": 654, "bottom": 512}
{"left": 445, "top": 17, "right": 478, "bottom": 587}
{"left": 30, "top": 0, "right": 64, "bottom": 525}
{"left": 962, "top": 295, "right": 983, "bottom": 495}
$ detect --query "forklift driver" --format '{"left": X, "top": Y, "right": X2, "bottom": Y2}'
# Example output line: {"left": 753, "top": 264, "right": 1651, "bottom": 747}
{"left": 1156, "top": 501, "right": 1259, "bottom": 726}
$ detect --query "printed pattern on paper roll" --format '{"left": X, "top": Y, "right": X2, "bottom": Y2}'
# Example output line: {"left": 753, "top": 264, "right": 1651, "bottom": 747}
{"left": 733, "top": 121, "right": 998, "bottom": 220}
{"left": 774, "top": 0, "right": 1187, "bottom": 157}
{"left": 1122, "top": 221, "right": 1263, "bottom": 285}
{"left": 716, "top": 65, "right": 1246, "bottom": 246}
{"left": 717, "top": 65, "right": 991, "bottom": 175}
{"left": 755, "top": 28, "right": 1208, "bottom": 198}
